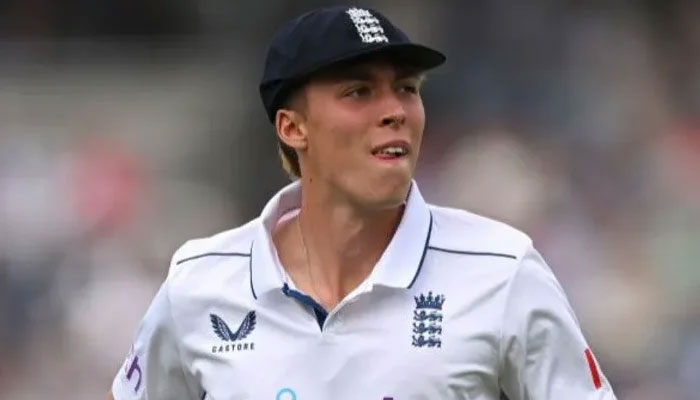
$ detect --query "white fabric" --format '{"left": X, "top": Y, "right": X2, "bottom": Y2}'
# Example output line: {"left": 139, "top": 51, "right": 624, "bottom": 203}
{"left": 112, "top": 181, "right": 617, "bottom": 400}
{"left": 111, "top": 279, "right": 200, "bottom": 400}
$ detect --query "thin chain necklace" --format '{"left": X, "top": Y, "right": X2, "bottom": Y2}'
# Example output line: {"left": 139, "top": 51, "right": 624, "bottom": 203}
{"left": 296, "top": 215, "right": 323, "bottom": 305}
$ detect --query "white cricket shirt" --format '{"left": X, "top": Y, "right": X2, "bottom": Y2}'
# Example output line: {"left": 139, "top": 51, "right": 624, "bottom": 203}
{"left": 112, "top": 181, "right": 617, "bottom": 400}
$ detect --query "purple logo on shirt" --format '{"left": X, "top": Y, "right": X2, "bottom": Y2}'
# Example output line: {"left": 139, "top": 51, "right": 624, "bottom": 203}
{"left": 124, "top": 353, "right": 143, "bottom": 393}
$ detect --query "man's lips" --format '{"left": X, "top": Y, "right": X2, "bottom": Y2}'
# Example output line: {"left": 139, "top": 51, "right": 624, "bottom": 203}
{"left": 371, "top": 140, "right": 411, "bottom": 159}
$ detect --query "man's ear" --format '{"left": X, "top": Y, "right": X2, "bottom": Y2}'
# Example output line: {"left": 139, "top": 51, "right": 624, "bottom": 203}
{"left": 275, "top": 109, "right": 308, "bottom": 151}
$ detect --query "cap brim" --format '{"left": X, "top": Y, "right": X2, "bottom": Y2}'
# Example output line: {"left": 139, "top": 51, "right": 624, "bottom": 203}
{"left": 350, "top": 43, "right": 446, "bottom": 71}
{"left": 311, "top": 43, "right": 446, "bottom": 76}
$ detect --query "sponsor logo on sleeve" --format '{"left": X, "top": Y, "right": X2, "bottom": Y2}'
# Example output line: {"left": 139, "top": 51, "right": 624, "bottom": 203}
{"left": 585, "top": 348, "right": 602, "bottom": 389}
{"left": 123, "top": 346, "right": 143, "bottom": 394}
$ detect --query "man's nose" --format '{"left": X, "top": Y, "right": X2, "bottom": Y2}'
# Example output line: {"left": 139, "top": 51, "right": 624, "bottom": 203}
{"left": 378, "top": 92, "right": 407, "bottom": 128}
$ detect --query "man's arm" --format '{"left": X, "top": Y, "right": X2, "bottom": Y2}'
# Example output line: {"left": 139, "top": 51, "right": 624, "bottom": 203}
{"left": 110, "top": 278, "right": 199, "bottom": 400}
{"left": 106, "top": 392, "right": 115, "bottom": 400}
{"left": 499, "top": 246, "right": 617, "bottom": 399}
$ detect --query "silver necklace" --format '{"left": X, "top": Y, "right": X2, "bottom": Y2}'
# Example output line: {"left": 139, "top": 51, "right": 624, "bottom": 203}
{"left": 296, "top": 215, "right": 323, "bottom": 304}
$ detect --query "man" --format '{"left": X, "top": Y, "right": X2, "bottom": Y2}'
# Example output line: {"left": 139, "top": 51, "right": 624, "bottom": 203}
{"left": 109, "top": 6, "right": 617, "bottom": 400}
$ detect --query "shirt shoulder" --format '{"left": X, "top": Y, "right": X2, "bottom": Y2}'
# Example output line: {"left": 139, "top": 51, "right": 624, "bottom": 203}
{"left": 427, "top": 204, "right": 533, "bottom": 262}
{"left": 165, "top": 218, "right": 260, "bottom": 297}
{"left": 171, "top": 218, "right": 259, "bottom": 267}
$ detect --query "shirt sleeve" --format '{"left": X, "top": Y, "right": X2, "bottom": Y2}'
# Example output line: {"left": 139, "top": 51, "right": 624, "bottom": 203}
{"left": 111, "top": 276, "right": 199, "bottom": 400}
{"left": 499, "top": 246, "right": 617, "bottom": 400}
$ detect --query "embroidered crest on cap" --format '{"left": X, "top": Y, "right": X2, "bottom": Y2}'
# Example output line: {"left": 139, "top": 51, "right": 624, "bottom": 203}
{"left": 346, "top": 8, "right": 389, "bottom": 44}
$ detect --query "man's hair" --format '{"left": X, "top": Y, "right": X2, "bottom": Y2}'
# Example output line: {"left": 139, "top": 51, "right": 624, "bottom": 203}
{"left": 278, "top": 139, "right": 301, "bottom": 178}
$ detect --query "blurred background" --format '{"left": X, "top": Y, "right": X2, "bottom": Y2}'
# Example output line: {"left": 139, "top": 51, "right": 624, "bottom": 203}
{"left": 0, "top": 0, "right": 698, "bottom": 399}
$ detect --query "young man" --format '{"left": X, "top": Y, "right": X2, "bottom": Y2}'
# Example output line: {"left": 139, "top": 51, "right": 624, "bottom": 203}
{"left": 110, "top": 6, "right": 617, "bottom": 400}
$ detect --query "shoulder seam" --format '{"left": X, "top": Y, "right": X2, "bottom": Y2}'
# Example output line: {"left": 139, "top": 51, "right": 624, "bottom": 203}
{"left": 427, "top": 246, "right": 517, "bottom": 260}
{"left": 175, "top": 252, "right": 251, "bottom": 266}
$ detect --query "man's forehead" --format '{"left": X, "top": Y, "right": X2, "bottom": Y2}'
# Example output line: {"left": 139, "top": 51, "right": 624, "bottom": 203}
{"left": 313, "top": 58, "right": 423, "bottom": 82}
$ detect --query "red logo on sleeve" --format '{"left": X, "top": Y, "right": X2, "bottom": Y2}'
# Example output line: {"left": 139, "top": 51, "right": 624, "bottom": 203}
{"left": 585, "top": 348, "right": 602, "bottom": 389}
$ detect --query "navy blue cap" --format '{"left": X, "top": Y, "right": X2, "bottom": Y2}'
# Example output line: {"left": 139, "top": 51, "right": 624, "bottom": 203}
{"left": 259, "top": 6, "right": 446, "bottom": 122}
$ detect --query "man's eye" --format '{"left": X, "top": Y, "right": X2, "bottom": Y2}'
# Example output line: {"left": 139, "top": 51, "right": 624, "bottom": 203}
{"left": 346, "top": 86, "right": 371, "bottom": 98}
{"left": 399, "top": 84, "right": 419, "bottom": 94}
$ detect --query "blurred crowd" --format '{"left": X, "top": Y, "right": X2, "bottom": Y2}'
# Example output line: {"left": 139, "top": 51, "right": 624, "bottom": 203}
{"left": 0, "top": 1, "right": 699, "bottom": 399}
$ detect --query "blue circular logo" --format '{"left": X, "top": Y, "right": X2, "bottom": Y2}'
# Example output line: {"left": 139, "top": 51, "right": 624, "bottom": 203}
{"left": 276, "top": 388, "right": 297, "bottom": 400}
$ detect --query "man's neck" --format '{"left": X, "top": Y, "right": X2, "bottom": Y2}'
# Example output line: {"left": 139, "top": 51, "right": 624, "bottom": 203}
{"left": 275, "top": 180, "right": 405, "bottom": 311}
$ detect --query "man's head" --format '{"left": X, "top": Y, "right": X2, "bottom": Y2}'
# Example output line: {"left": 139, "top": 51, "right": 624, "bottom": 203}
{"left": 260, "top": 6, "right": 445, "bottom": 208}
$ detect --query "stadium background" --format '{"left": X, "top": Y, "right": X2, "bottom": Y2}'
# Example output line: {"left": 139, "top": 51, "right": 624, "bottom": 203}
{"left": 0, "top": 1, "right": 699, "bottom": 399}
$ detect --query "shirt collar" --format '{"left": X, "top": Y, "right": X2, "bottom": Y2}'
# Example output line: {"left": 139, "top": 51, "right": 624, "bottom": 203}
{"left": 250, "top": 180, "right": 433, "bottom": 298}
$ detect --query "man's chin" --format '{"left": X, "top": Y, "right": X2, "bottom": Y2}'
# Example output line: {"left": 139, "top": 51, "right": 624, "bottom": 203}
{"left": 360, "top": 178, "right": 412, "bottom": 210}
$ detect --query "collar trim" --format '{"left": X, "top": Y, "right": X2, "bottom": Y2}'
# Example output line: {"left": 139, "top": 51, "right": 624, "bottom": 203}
{"left": 250, "top": 181, "right": 433, "bottom": 298}
{"left": 407, "top": 212, "right": 433, "bottom": 288}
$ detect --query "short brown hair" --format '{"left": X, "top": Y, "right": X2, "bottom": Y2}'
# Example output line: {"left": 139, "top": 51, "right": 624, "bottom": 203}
{"left": 278, "top": 140, "right": 301, "bottom": 178}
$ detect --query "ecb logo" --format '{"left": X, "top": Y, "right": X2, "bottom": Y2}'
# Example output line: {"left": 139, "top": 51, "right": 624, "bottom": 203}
{"left": 412, "top": 291, "right": 446, "bottom": 348}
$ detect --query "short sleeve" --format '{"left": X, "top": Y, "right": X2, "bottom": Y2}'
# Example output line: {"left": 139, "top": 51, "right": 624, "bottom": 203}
{"left": 111, "top": 278, "right": 199, "bottom": 400}
{"left": 499, "top": 246, "right": 617, "bottom": 400}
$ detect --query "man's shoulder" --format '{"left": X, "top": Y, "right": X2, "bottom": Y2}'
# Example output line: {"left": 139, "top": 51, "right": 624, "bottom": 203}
{"left": 166, "top": 217, "right": 260, "bottom": 284}
{"left": 173, "top": 219, "right": 258, "bottom": 264}
{"left": 428, "top": 204, "right": 533, "bottom": 262}
{"left": 153, "top": 219, "right": 260, "bottom": 330}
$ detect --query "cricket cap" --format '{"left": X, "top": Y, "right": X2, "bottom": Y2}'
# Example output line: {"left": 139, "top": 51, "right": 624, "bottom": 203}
{"left": 259, "top": 6, "right": 446, "bottom": 122}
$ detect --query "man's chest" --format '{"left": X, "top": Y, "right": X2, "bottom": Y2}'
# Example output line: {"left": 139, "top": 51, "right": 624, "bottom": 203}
{"left": 181, "top": 288, "right": 504, "bottom": 400}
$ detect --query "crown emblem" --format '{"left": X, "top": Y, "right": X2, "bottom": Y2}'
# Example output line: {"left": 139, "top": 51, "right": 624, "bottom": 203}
{"left": 414, "top": 291, "right": 445, "bottom": 310}
{"left": 346, "top": 7, "right": 389, "bottom": 44}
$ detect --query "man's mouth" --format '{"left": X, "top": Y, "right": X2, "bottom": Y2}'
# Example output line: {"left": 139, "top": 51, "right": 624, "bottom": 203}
{"left": 371, "top": 143, "right": 410, "bottom": 160}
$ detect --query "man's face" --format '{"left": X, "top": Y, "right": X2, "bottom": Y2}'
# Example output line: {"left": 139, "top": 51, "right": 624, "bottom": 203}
{"left": 297, "top": 60, "right": 426, "bottom": 209}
